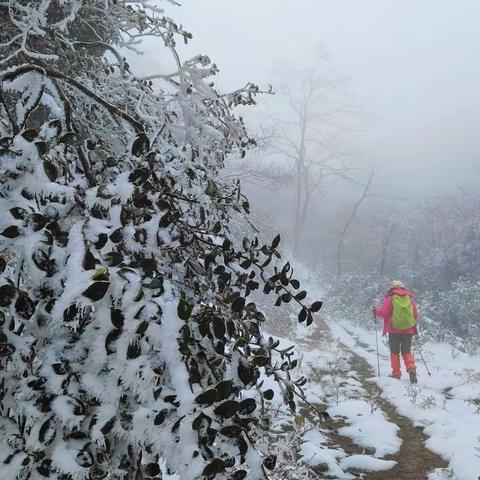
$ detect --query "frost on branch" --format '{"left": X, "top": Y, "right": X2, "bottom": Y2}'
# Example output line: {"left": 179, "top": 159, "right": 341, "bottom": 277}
{"left": 0, "top": 1, "right": 321, "bottom": 478}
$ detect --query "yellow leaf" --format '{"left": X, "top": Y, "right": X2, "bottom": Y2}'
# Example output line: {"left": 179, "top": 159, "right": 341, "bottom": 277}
{"left": 91, "top": 266, "right": 108, "bottom": 280}
{"left": 294, "top": 415, "right": 304, "bottom": 427}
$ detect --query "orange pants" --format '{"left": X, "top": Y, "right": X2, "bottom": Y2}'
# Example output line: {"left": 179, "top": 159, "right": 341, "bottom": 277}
{"left": 390, "top": 353, "right": 416, "bottom": 378}
{"left": 389, "top": 334, "right": 416, "bottom": 378}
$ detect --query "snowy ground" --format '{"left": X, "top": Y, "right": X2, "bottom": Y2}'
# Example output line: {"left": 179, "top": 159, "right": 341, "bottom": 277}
{"left": 328, "top": 318, "right": 480, "bottom": 480}
{"left": 266, "top": 320, "right": 402, "bottom": 479}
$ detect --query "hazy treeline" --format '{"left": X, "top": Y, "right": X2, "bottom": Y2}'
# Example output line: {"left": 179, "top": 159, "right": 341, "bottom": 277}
{"left": 250, "top": 181, "right": 480, "bottom": 342}
{"left": 226, "top": 56, "right": 480, "bottom": 342}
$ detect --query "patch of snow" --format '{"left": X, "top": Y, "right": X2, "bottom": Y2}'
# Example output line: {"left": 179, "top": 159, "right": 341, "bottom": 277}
{"left": 300, "top": 443, "right": 353, "bottom": 479}
{"left": 329, "top": 399, "right": 401, "bottom": 457}
{"left": 340, "top": 454, "right": 397, "bottom": 471}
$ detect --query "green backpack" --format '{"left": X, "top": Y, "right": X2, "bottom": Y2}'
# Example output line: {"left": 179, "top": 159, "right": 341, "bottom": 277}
{"left": 391, "top": 295, "right": 416, "bottom": 330}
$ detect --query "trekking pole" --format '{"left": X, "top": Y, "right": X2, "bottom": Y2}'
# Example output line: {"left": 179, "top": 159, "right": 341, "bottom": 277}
{"left": 373, "top": 312, "right": 381, "bottom": 378}
{"left": 418, "top": 350, "right": 432, "bottom": 377}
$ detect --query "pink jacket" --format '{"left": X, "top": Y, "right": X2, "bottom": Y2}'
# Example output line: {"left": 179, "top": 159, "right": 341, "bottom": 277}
{"left": 374, "top": 287, "right": 418, "bottom": 336}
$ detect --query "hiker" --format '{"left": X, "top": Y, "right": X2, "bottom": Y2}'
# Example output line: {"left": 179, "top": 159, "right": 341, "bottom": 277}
{"left": 373, "top": 280, "right": 418, "bottom": 383}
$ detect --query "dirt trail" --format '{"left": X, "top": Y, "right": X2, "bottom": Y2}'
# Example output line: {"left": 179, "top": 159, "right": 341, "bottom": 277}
{"left": 301, "top": 321, "right": 448, "bottom": 479}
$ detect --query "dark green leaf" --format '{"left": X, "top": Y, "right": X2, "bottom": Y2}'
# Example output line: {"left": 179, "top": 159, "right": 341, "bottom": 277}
{"left": 95, "top": 233, "right": 108, "bottom": 250}
{"left": 212, "top": 221, "right": 221, "bottom": 234}
{"left": 238, "top": 398, "right": 256, "bottom": 415}
{"left": 100, "top": 417, "right": 116, "bottom": 435}
{"left": 295, "top": 290, "right": 307, "bottom": 301}
{"left": 212, "top": 317, "right": 226, "bottom": 339}
{"left": 290, "top": 279, "right": 300, "bottom": 289}
{"left": 0, "top": 284, "right": 16, "bottom": 307}
{"left": 127, "top": 342, "right": 141, "bottom": 359}
{"left": 271, "top": 234, "right": 280, "bottom": 249}
{"left": 231, "top": 296, "right": 245, "bottom": 312}
{"left": 177, "top": 298, "right": 193, "bottom": 321}
{"left": 154, "top": 409, "right": 168, "bottom": 425}
{"left": 132, "top": 133, "right": 150, "bottom": 157}
{"left": 240, "top": 259, "right": 251, "bottom": 269}
{"left": 82, "top": 282, "right": 110, "bottom": 302}
{"left": 136, "top": 320, "right": 149, "bottom": 335}
{"left": 310, "top": 301, "right": 323, "bottom": 313}
{"left": 83, "top": 249, "right": 96, "bottom": 270}
{"left": 237, "top": 362, "right": 254, "bottom": 386}
{"left": 231, "top": 470, "right": 247, "bottom": 480}
{"left": 43, "top": 161, "right": 58, "bottom": 181}
{"left": 35, "top": 141, "right": 47, "bottom": 156}
{"left": 0, "top": 343, "right": 16, "bottom": 357}
{"left": 159, "top": 211, "right": 171, "bottom": 228}
{"left": 195, "top": 389, "right": 218, "bottom": 406}
{"left": 238, "top": 435, "right": 248, "bottom": 455}
{"left": 30, "top": 214, "right": 48, "bottom": 231}
{"left": 105, "top": 329, "right": 122, "bottom": 355}
{"left": 38, "top": 417, "right": 56, "bottom": 446}
{"left": 21, "top": 129, "right": 38, "bottom": 142}
{"left": 14, "top": 293, "right": 35, "bottom": 320}
{"left": 104, "top": 252, "right": 123, "bottom": 266}
{"left": 263, "top": 389, "right": 274, "bottom": 400}
{"left": 216, "top": 380, "right": 234, "bottom": 401}
{"left": 252, "top": 355, "right": 269, "bottom": 367}
{"left": 145, "top": 463, "right": 161, "bottom": 477}
{"left": 128, "top": 168, "right": 149, "bottom": 186}
{"left": 140, "top": 258, "right": 157, "bottom": 275}
{"left": 9, "top": 207, "right": 27, "bottom": 220}
{"left": 202, "top": 459, "right": 225, "bottom": 477}
{"left": 109, "top": 228, "right": 123, "bottom": 243}
{"left": 1, "top": 226, "right": 20, "bottom": 238}
{"left": 263, "top": 455, "right": 277, "bottom": 471}
{"left": 281, "top": 293, "right": 292, "bottom": 303}
{"left": 52, "top": 363, "right": 66, "bottom": 375}
{"left": 214, "top": 400, "right": 239, "bottom": 419}
{"left": 192, "top": 412, "right": 211, "bottom": 431}
{"left": 220, "top": 425, "right": 242, "bottom": 438}
{"left": 63, "top": 304, "right": 78, "bottom": 323}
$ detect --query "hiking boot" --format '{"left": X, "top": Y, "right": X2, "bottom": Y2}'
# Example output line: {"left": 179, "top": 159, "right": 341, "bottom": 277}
{"left": 408, "top": 368, "right": 417, "bottom": 384}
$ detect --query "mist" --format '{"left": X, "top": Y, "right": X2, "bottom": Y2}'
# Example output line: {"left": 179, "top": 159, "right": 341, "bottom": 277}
{"left": 134, "top": 0, "right": 480, "bottom": 199}
{"left": 133, "top": 1, "right": 480, "bottom": 279}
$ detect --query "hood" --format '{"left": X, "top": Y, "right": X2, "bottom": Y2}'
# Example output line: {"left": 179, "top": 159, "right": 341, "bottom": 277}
{"left": 388, "top": 287, "right": 411, "bottom": 297}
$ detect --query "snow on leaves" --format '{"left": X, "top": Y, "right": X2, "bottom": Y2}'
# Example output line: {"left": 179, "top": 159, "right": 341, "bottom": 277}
{"left": 0, "top": 1, "right": 323, "bottom": 479}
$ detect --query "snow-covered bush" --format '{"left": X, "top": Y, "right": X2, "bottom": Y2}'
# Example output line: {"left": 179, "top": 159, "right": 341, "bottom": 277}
{"left": 0, "top": 2, "right": 322, "bottom": 479}
{"left": 326, "top": 272, "right": 386, "bottom": 326}
{"left": 421, "top": 279, "right": 480, "bottom": 348}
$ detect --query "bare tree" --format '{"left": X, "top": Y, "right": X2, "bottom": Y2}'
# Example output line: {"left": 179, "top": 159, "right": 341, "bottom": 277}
{"left": 265, "top": 55, "right": 358, "bottom": 255}
{"left": 220, "top": 126, "right": 293, "bottom": 189}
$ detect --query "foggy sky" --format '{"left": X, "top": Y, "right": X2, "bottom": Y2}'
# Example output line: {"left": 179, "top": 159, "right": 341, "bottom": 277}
{"left": 138, "top": 1, "right": 480, "bottom": 197}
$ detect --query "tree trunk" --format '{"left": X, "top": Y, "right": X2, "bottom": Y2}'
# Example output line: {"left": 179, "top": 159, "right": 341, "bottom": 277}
{"left": 293, "top": 161, "right": 303, "bottom": 256}
{"left": 293, "top": 119, "right": 307, "bottom": 256}
{"left": 336, "top": 172, "right": 374, "bottom": 278}
{"left": 380, "top": 224, "right": 394, "bottom": 276}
